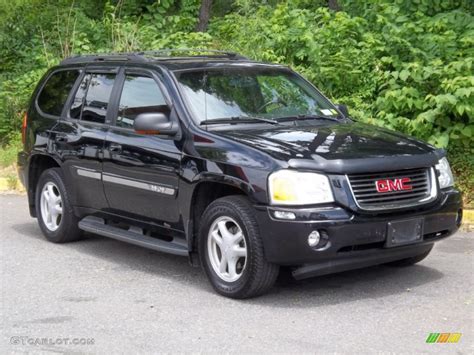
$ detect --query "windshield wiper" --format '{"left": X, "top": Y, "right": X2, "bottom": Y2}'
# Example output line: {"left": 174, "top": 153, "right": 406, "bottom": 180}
{"left": 276, "top": 114, "right": 340, "bottom": 122}
{"left": 200, "top": 116, "right": 279, "bottom": 125}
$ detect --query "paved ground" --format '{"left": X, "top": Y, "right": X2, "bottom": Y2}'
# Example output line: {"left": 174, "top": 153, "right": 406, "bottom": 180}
{"left": 1, "top": 194, "right": 473, "bottom": 354}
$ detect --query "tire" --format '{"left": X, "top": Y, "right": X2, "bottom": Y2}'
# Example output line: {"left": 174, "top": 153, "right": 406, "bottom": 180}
{"left": 198, "top": 195, "right": 279, "bottom": 299}
{"left": 387, "top": 246, "right": 433, "bottom": 267}
{"left": 35, "top": 168, "right": 82, "bottom": 243}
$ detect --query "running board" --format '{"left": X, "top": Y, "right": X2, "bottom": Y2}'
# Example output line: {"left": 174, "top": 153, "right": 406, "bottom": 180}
{"left": 78, "top": 216, "right": 188, "bottom": 256}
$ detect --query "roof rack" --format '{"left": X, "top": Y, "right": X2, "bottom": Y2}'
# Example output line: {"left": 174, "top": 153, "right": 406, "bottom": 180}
{"left": 60, "top": 49, "right": 249, "bottom": 65}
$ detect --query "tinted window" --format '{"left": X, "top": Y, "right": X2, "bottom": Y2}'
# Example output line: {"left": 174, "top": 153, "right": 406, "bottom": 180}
{"left": 81, "top": 73, "right": 116, "bottom": 124}
{"left": 177, "top": 69, "right": 338, "bottom": 123}
{"left": 117, "top": 75, "right": 167, "bottom": 129}
{"left": 69, "top": 74, "right": 90, "bottom": 119}
{"left": 37, "top": 70, "right": 80, "bottom": 116}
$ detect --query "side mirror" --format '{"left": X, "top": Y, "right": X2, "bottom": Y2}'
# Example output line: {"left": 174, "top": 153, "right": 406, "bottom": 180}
{"left": 336, "top": 104, "right": 349, "bottom": 117}
{"left": 133, "top": 112, "right": 178, "bottom": 136}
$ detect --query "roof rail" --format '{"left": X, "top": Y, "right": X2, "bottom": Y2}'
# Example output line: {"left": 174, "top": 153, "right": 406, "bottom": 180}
{"left": 60, "top": 48, "right": 248, "bottom": 65}
{"left": 140, "top": 48, "right": 248, "bottom": 59}
{"left": 60, "top": 53, "right": 146, "bottom": 65}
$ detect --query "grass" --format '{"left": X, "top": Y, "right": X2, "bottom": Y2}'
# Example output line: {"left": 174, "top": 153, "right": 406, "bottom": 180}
{"left": 0, "top": 133, "right": 22, "bottom": 168}
{"left": 0, "top": 133, "right": 23, "bottom": 192}
{"left": 6, "top": 173, "right": 18, "bottom": 189}
{"left": 0, "top": 164, "right": 23, "bottom": 192}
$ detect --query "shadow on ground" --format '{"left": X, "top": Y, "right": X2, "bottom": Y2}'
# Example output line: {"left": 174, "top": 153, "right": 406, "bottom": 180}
{"left": 12, "top": 221, "right": 446, "bottom": 308}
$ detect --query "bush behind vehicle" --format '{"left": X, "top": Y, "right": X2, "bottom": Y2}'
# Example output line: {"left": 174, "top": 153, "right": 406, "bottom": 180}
{"left": 0, "top": 0, "right": 472, "bottom": 205}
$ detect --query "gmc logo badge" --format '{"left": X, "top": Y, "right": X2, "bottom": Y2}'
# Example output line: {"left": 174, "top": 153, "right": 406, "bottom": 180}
{"left": 375, "top": 178, "right": 412, "bottom": 193}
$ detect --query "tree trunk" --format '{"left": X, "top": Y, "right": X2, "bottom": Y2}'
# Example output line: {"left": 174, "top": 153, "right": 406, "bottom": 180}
{"left": 328, "top": 0, "right": 340, "bottom": 11}
{"left": 196, "top": 0, "right": 212, "bottom": 32}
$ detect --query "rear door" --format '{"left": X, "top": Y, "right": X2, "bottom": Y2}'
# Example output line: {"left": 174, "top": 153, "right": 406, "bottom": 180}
{"left": 102, "top": 67, "right": 182, "bottom": 229}
{"left": 52, "top": 66, "right": 118, "bottom": 210}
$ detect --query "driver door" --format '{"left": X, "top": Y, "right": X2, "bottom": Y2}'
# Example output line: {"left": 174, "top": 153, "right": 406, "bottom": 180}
{"left": 102, "top": 67, "right": 182, "bottom": 229}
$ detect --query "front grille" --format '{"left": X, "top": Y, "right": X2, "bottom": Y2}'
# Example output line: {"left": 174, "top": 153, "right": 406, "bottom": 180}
{"left": 347, "top": 168, "right": 435, "bottom": 211}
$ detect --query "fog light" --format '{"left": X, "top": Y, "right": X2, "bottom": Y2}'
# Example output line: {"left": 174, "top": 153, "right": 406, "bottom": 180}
{"left": 273, "top": 210, "right": 296, "bottom": 220}
{"left": 308, "top": 231, "right": 321, "bottom": 247}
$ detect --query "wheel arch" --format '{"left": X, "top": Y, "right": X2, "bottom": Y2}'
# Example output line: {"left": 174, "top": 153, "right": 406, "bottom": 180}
{"left": 27, "top": 153, "right": 62, "bottom": 217}
{"left": 186, "top": 176, "right": 255, "bottom": 257}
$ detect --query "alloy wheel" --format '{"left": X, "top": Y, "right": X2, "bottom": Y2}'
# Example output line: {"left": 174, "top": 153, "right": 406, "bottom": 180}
{"left": 40, "top": 182, "right": 63, "bottom": 231}
{"left": 207, "top": 216, "right": 247, "bottom": 282}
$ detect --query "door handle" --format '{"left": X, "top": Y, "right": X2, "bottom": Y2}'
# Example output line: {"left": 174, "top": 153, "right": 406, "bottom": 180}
{"left": 109, "top": 143, "right": 122, "bottom": 153}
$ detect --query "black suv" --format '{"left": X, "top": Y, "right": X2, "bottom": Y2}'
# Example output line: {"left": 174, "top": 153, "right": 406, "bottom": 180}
{"left": 18, "top": 50, "right": 462, "bottom": 298}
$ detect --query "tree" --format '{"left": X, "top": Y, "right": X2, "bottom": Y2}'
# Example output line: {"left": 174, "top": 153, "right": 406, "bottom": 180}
{"left": 328, "top": 0, "right": 340, "bottom": 11}
{"left": 196, "top": 0, "right": 212, "bottom": 32}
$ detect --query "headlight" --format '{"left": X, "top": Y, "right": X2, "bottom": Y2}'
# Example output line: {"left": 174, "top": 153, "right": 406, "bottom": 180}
{"left": 435, "top": 157, "right": 454, "bottom": 188}
{"left": 268, "top": 170, "right": 334, "bottom": 205}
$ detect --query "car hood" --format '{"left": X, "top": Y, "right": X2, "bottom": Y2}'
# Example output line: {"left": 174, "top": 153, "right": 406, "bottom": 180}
{"left": 213, "top": 122, "right": 443, "bottom": 173}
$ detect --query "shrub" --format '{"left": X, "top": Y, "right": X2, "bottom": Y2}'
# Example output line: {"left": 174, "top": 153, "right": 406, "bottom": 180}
{"left": 0, "top": 0, "right": 472, "bottom": 204}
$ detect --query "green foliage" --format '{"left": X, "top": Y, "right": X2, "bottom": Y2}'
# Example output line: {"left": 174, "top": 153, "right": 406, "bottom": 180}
{"left": 372, "top": 6, "right": 474, "bottom": 150}
{"left": 0, "top": 0, "right": 472, "bottom": 204}
{"left": 0, "top": 133, "right": 22, "bottom": 167}
{"left": 0, "top": 70, "right": 45, "bottom": 143}
{"left": 448, "top": 148, "right": 474, "bottom": 207}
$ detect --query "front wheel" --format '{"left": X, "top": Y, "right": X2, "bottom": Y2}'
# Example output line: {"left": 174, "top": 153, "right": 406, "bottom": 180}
{"left": 198, "top": 195, "right": 279, "bottom": 299}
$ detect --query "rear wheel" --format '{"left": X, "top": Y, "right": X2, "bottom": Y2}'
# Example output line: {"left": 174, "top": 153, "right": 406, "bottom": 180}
{"left": 387, "top": 246, "right": 433, "bottom": 267}
{"left": 198, "top": 195, "right": 279, "bottom": 299}
{"left": 35, "top": 168, "right": 82, "bottom": 243}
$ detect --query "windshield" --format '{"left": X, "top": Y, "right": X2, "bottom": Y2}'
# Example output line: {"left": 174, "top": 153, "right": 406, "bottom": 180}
{"left": 175, "top": 68, "right": 339, "bottom": 124}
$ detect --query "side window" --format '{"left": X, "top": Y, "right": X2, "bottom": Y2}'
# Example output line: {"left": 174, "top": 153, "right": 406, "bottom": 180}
{"left": 117, "top": 74, "right": 167, "bottom": 129}
{"left": 69, "top": 74, "right": 90, "bottom": 119}
{"left": 37, "top": 70, "right": 80, "bottom": 116}
{"left": 68, "top": 73, "right": 116, "bottom": 123}
{"left": 79, "top": 73, "right": 116, "bottom": 124}
{"left": 82, "top": 73, "right": 116, "bottom": 123}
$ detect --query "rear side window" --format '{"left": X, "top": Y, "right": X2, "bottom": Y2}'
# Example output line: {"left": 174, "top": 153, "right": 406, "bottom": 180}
{"left": 69, "top": 73, "right": 116, "bottom": 124}
{"left": 37, "top": 70, "right": 80, "bottom": 116}
{"left": 117, "top": 75, "right": 167, "bottom": 129}
{"left": 69, "top": 74, "right": 90, "bottom": 119}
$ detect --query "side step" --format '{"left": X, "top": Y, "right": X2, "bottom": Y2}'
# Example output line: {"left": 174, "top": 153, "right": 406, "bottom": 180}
{"left": 78, "top": 216, "right": 188, "bottom": 256}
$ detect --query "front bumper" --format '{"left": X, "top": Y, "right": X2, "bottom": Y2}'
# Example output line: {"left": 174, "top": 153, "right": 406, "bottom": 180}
{"left": 254, "top": 188, "right": 462, "bottom": 276}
